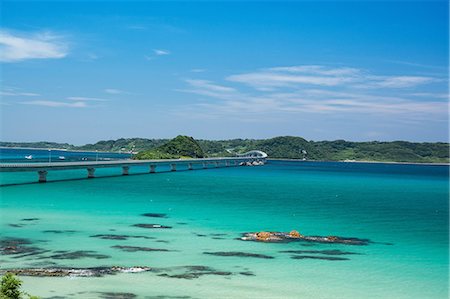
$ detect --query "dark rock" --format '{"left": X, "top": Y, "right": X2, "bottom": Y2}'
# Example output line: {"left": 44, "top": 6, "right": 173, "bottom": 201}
{"left": 133, "top": 224, "right": 172, "bottom": 229}
{"left": 241, "top": 232, "right": 371, "bottom": 245}
{"left": 21, "top": 218, "right": 40, "bottom": 221}
{"left": 203, "top": 251, "right": 274, "bottom": 259}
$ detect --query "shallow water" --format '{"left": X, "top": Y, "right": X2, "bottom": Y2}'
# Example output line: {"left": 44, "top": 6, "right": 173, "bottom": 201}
{"left": 0, "top": 161, "right": 448, "bottom": 298}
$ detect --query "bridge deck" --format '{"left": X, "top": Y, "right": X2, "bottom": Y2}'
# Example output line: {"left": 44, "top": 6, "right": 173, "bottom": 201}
{"left": 0, "top": 157, "right": 253, "bottom": 172}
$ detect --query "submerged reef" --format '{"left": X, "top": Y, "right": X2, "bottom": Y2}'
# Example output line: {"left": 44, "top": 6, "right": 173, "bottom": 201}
{"left": 203, "top": 251, "right": 274, "bottom": 259}
{"left": 141, "top": 213, "right": 168, "bottom": 218}
{"left": 241, "top": 230, "right": 370, "bottom": 245}
{"left": 150, "top": 265, "right": 253, "bottom": 280}
{"left": 0, "top": 266, "right": 151, "bottom": 277}
{"left": 90, "top": 234, "right": 155, "bottom": 240}
{"left": 132, "top": 224, "right": 172, "bottom": 229}
{"left": 111, "top": 245, "right": 173, "bottom": 252}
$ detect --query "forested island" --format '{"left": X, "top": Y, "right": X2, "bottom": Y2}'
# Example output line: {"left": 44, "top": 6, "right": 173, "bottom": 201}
{"left": 1, "top": 136, "right": 448, "bottom": 163}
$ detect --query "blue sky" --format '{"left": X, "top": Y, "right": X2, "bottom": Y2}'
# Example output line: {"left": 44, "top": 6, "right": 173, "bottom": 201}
{"left": 1, "top": 1, "right": 448, "bottom": 144}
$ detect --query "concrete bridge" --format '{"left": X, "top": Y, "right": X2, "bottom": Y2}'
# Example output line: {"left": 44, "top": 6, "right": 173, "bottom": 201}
{"left": 0, "top": 156, "right": 266, "bottom": 183}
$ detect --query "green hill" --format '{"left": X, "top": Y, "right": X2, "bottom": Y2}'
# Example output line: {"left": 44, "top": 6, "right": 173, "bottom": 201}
{"left": 134, "top": 135, "right": 206, "bottom": 159}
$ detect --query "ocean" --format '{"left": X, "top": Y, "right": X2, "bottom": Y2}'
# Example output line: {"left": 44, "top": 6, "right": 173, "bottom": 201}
{"left": 0, "top": 150, "right": 448, "bottom": 299}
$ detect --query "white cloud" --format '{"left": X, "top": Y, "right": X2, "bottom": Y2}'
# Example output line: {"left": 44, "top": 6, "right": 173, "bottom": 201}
{"left": 228, "top": 72, "right": 357, "bottom": 88}
{"left": 0, "top": 29, "right": 68, "bottom": 62}
{"left": 21, "top": 100, "right": 87, "bottom": 108}
{"left": 104, "top": 88, "right": 123, "bottom": 94}
{"left": 67, "top": 96, "right": 108, "bottom": 102}
{"left": 226, "top": 65, "right": 436, "bottom": 90}
{"left": 176, "top": 64, "right": 446, "bottom": 120}
{"left": 371, "top": 76, "right": 435, "bottom": 88}
{"left": 1, "top": 91, "right": 39, "bottom": 96}
{"left": 190, "top": 69, "right": 206, "bottom": 73}
{"left": 268, "top": 65, "right": 361, "bottom": 76}
{"left": 153, "top": 49, "right": 170, "bottom": 56}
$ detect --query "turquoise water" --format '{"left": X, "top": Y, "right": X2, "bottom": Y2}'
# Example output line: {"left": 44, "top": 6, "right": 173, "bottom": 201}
{"left": 0, "top": 161, "right": 448, "bottom": 298}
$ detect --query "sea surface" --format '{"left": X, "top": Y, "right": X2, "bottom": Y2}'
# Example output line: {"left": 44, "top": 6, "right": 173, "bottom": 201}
{"left": 0, "top": 150, "right": 448, "bottom": 299}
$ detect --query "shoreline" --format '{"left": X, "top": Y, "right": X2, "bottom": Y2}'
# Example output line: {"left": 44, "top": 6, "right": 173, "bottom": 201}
{"left": 268, "top": 158, "right": 450, "bottom": 166}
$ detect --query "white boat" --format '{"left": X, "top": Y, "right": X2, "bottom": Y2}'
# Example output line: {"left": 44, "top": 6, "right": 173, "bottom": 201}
{"left": 25, "top": 155, "right": 33, "bottom": 160}
{"left": 58, "top": 156, "right": 66, "bottom": 160}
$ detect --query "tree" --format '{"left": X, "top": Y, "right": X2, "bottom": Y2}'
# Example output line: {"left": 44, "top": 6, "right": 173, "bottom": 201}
{"left": 0, "top": 273, "right": 38, "bottom": 299}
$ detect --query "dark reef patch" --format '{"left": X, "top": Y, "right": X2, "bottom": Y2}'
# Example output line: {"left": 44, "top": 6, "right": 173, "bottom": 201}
{"left": 21, "top": 218, "right": 40, "bottom": 221}
{"left": 0, "top": 237, "right": 43, "bottom": 256}
{"left": 43, "top": 230, "right": 77, "bottom": 234}
{"left": 291, "top": 255, "right": 350, "bottom": 261}
{"left": 203, "top": 251, "right": 274, "bottom": 259}
{"left": 193, "top": 233, "right": 207, "bottom": 237}
{"left": 98, "top": 292, "right": 137, "bottom": 299}
{"left": 111, "top": 245, "right": 172, "bottom": 252}
{"left": 90, "top": 234, "right": 155, "bottom": 241}
{"left": 141, "top": 213, "right": 168, "bottom": 218}
{"left": 133, "top": 224, "right": 172, "bottom": 229}
{"left": 239, "top": 271, "right": 256, "bottom": 276}
{"left": 146, "top": 296, "right": 192, "bottom": 299}
{"left": 151, "top": 265, "right": 232, "bottom": 280}
{"left": 280, "top": 250, "right": 360, "bottom": 256}
{"left": 8, "top": 224, "right": 24, "bottom": 228}
{"left": 1, "top": 266, "right": 150, "bottom": 277}
{"left": 46, "top": 250, "right": 110, "bottom": 260}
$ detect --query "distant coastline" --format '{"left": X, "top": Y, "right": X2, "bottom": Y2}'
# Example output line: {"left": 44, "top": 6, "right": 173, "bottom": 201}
{"left": 1, "top": 136, "right": 449, "bottom": 164}
{"left": 269, "top": 158, "right": 450, "bottom": 166}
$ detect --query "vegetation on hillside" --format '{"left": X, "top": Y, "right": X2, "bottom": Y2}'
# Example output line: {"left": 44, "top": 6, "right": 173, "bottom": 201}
{"left": 1, "top": 136, "right": 448, "bottom": 163}
{"left": 134, "top": 135, "right": 206, "bottom": 159}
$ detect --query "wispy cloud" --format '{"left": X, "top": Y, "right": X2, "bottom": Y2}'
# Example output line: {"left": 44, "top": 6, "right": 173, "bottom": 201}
{"left": 145, "top": 49, "right": 171, "bottom": 60}
{"left": 227, "top": 65, "right": 436, "bottom": 89}
{"left": 104, "top": 88, "right": 123, "bottom": 94}
{"left": 190, "top": 68, "right": 206, "bottom": 73}
{"left": 1, "top": 90, "right": 39, "bottom": 97}
{"left": 369, "top": 76, "right": 435, "bottom": 88}
{"left": 176, "top": 64, "right": 447, "bottom": 121}
{"left": 0, "top": 29, "right": 69, "bottom": 62}
{"left": 21, "top": 100, "right": 87, "bottom": 108}
{"left": 67, "top": 96, "right": 108, "bottom": 102}
{"left": 153, "top": 49, "right": 170, "bottom": 56}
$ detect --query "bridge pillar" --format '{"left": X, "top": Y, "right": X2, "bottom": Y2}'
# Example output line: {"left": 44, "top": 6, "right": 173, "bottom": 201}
{"left": 150, "top": 165, "right": 156, "bottom": 173}
{"left": 170, "top": 164, "right": 177, "bottom": 171}
{"left": 188, "top": 163, "right": 193, "bottom": 170}
{"left": 203, "top": 163, "right": 207, "bottom": 169}
{"left": 225, "top": 161, "right": 230, "bottom": 167}
{"left": 122, "top": 166, "right": 129, "bottom": 175}
{"left": 87, "top": 168, "right": 96, "bottom": 178}
{"left": 214, "top": 161, "right": 219, "bottom": 168}
{"left": 38, "top": 170, "right": 48, "bottom": 183}
{"left": 234, "top": 160, "right": 238, "bottom": 166}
